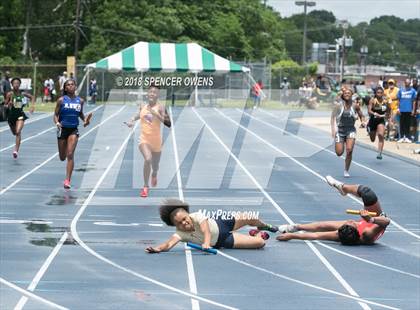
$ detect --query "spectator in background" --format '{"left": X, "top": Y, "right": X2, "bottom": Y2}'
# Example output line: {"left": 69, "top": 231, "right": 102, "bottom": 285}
{"left": 397, "top": 78, "right": 417, "bottom": 143}
{"left": 48, "top": 77, "right": 56, "bottom": 101}
{"left": 89, "top": 78, "right": 97, "bottom": 105}
{"left": 59, "top": 71, "right": 68, "bottom": 91}
{"left": 1, "top": 71, "right": 12, "bottom": 100}
{"left": 251, "top": 79, "right": 263, "bottom": 108}
{"left": 384, "top": 79, "right": 400, "bottom": 140}
{"left": 69, "top": 72, "right": 76, "bottom": 82}
{"left": 412, "top": 78, "right": 419, "bottom": 92}
{"left": 410, "top": 78, "right": 419, "bottom": 141}
{"left": 415, "top": 88, "right": 420, "bottom": 143}
{"left": 43, "top": 78, "right": 51, "bottom": 102}
{"left": 378, "top": 76, "right": 384, "bottom": 88}
{"left": 280, "top": 77, "right": 290, "bottom": 105}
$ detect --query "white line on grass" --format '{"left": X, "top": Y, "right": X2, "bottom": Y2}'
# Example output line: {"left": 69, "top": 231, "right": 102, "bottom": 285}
{"left": 195, "top": 107, "right": 371, "bottom": 310}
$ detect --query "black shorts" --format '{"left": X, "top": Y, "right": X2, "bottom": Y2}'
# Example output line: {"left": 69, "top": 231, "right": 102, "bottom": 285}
{"left": 214, "top": 218, "right": 236, "bottom": 249}
{"left": 7, "top": 109, "right": 28, "bottom": 126}
{"left": 357, "top": 185, "right": 378, "bottom": 207}
{"left": 367, "top": 117, "right": 385, "bottom": 133}
{"left": 57, "top": 127, "right": 79, "bottom": 140}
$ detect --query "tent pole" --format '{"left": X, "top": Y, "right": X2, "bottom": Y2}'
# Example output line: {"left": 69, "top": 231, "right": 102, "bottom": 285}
{"left": 86, "top": 68, "right": 90, "bottom": 102}
{"left": 76, "top": 70, "right": 88, "bottom": 96}
{"left": 195, "top": 72, "right": 198, "bottom": 106}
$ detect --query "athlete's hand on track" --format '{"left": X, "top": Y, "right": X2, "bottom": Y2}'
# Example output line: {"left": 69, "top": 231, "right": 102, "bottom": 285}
{"left": 145, "top": 246, "right": 161, "bottom": 254}
{"left": 360, "top": 209, "right": 372, "bottom": 222}
{"left": 276, "top": 234, "right": 292, "bottom": 241}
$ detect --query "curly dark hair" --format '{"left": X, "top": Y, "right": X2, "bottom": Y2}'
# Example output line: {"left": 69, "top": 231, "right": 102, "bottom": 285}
{"left": 159, "top": 198, "right": 189, "bottom": 226}
{"left": 338, "top": 224, "right": 360, "bottom": 245}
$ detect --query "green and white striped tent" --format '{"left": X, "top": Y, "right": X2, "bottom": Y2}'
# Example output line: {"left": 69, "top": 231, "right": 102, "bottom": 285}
{"left": 86, "top": 42, "right": 250, "bottom": 73}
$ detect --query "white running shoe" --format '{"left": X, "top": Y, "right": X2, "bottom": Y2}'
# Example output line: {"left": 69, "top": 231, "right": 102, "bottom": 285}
{"left": 397, "top": 138, "right": 405, "bottom": 143}
{"left": 405, "top": 137, "right": 412, "bottom": 143}
{"left": 344, "top": 170, "right": 350, "bottom": 178}
{"left": 278, "top": 224, "right": 298, "bottom": 234}
{"left": 325, "top": 175, "right": 346, "bottom": 195}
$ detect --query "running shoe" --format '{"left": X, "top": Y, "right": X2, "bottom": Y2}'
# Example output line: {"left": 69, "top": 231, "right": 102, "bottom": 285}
{"left": 151, "top": 175, "right": 158, "bottom": 187}
{"left": 376, "top": 153, "right": 383, "bottom": 160}
{"left": 248, "top": 229, "right": 269, "bottom": 240}
{"left": 277, "top": 224, "right": 298, "bottom": 234}
{"left": 257, "top": 223, "right": 279, "bottom": 233}
{"left": 12, "top": 151, "right": 18, "bottom": 159}
{"left": 325, "top": 175, "right": 346, "bottom": 195}
{"left": 405, "top": 137, "right": 412, "bottom": 143}
{"left": 397, "top": 137, "right": 405, "bottom": 143}
{"left": 63, "top": 179, "right": 71, "bottom": 189}
{"left": 140, "top": 186, "right": 149, "bottom": 198}
{"left": 343, "top": 170, "right": 350, "bottom": 178}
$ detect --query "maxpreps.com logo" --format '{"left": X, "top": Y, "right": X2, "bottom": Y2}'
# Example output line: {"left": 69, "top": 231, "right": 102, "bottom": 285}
{"left": 198, "top": 209, "right": 260, "bottom": 220}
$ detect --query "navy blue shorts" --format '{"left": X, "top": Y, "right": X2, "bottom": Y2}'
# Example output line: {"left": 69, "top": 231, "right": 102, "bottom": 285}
{"left": 214, "top": 218, "right": 236, "bottom": 249}
{"left": 57, "top": 127, "right": 79, "bottom": 140}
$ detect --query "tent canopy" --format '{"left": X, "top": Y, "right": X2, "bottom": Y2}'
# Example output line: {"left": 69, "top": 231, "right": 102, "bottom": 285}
{"left": 86, "top": 42, "right": 250, "bottom": 73}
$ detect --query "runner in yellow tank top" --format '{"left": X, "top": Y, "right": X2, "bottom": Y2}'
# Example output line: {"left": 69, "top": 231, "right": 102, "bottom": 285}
{"left": 126, "top": 86, "right": 171, "bottom": 197}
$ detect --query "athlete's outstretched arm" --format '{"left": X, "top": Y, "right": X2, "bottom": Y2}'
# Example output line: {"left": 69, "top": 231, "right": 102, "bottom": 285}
{"left": 277, "top": 231, "right": 339, "bottom": 242}
{"left": 145, "top": 234, "right": 180, "bottom": 253}
{"left": 53, "top": 97, "right": 63, "bottom": 127}
{"left": 330, "top": 104, "right": 339, "bottom": 138}
{"left": 162, "top": 107, "right": 171, "bottom": 128}
{"left": 355, "top": 100, "right": 365, "bottom": 123}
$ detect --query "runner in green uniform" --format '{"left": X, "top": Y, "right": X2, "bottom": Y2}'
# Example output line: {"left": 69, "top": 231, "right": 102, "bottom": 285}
{"left": 5, "top": 78, "right": 35, "bottom": 158}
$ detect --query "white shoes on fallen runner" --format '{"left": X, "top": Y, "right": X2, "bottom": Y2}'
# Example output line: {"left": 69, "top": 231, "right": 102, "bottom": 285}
{"left": 325, "top": 175, "right": 346, "bottom": 196}
{"left": 278, "top": 224, "right": 298, "bottom": 234}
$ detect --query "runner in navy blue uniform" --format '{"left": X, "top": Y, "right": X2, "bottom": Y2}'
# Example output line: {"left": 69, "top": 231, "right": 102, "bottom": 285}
{"left": 53, "top": 79, "right": 92, "bottom": 189}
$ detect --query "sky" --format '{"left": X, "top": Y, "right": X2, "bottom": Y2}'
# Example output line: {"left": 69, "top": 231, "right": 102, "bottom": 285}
{"left": 268, "top": 0, "right": 420, "bottom": 24}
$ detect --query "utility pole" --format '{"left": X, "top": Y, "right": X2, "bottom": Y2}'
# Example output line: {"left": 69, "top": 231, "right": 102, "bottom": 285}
{"left": 74, "top": 0, "right": 81, "bottom": 78}
{"left": 21, "top": 0, "right": 32, "bottom": 57}
{"left": 295, "top": 1, "right": 316, "bottom": 65}
{"left": 336, "top": 20, "right": 352, "bottom": 82}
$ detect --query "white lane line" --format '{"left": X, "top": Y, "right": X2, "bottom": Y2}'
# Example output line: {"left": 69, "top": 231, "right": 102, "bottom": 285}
{"left": 14, "top": 232, "right": 69, "bottom": 310}
{"left": 255, "top": 109, "right": 420, "bottom": 193}
{"left": 196, "top": 108, "right": 371, "bottom": 310}
{"left": 216, "top": 251, "right": 399, "bottom": 310}
{"left": 233, "top": 108, "right": 420, "bottom": 240}
{"left": 69, "top": 122, "right": 236, "bottom": 310}
{"left": 169, "top": 106, "right": 200, "bottom": 310}
{"left": 315, "top": 241, "right": 420, "bottom": 279}
{"left": 0, "top": 113, "right": 54, "bottom": 133}
{"left": 0, "top": 106, "right": 126, "bottom": 196}
{"left": 0, "top": 105, "right": 103, "bottom": 153}
{"left": 0, "top": 277, "right": 68, "bottom": 310}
